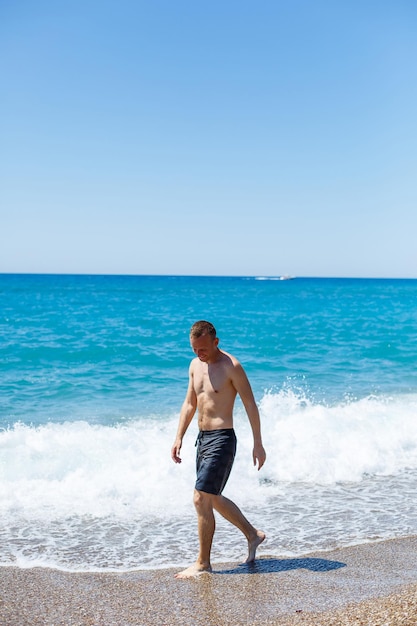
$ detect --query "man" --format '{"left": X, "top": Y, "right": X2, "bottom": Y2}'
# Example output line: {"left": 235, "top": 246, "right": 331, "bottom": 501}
{"left": 171, "top": 320, "right": 266, "bottom": 578}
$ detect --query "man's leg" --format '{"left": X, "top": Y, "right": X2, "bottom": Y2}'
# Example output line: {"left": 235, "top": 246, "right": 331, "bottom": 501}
{"left": 175, "top": 489, "right": 215, "bottom": 579}
{"left": 212, "top": 494, "right": 265, "bottom": 562}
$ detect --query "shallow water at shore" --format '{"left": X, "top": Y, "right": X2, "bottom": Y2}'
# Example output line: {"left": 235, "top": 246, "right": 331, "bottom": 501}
{"left": 2, "top": 538, "right": 417, "bottom": 626}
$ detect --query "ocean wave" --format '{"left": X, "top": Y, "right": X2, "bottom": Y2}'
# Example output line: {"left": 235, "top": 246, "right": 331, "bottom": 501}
{"left": 2, "top": 391, "right": 417, "bottom": 570}
{"left": 257, "top": 389, "right": 417, "bottom": 484}
{"left": 2, "top": 392, "right": 417, "bottom": 512}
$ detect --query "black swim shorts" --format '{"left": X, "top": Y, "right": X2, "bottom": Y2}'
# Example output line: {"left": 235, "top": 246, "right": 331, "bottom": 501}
{"left": 195, "top": 428, "right": 237, "bottom": 495}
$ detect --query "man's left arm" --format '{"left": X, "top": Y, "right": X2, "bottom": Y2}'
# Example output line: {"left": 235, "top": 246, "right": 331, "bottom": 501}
{"left": 231, "top": 362, "right": 266, "bottom": 470}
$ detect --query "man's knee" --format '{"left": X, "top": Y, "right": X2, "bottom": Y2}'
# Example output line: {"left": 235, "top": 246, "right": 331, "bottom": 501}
{"left": 193, "top": 489, "right": 213, "bottom": 511}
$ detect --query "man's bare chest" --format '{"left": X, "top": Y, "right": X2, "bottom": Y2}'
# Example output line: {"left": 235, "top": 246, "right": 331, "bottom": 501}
{"left": 194, "top": 365, "right": 231, "bottom": 395}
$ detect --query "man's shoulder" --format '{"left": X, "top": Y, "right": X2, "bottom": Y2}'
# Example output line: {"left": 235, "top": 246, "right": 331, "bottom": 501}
{"left": 220, "top": 350, "right": 242, "bottom": 369}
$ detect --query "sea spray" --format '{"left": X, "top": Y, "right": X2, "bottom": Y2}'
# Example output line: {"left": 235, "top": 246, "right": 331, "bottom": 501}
{"left": 2, "top": 391, "right": 417, "bottom": 570}
{"left": 257, "top": 390, "right": 417, "bottom": 484}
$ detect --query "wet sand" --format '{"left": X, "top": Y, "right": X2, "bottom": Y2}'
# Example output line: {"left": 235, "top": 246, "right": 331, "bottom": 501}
{"left": 1, "top": 536, "right": 417, "bottom": 625}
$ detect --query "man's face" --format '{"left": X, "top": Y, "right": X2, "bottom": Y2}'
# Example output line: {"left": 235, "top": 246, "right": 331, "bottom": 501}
{"left": 190, "top": 333, "right": 219, "bottom": 362}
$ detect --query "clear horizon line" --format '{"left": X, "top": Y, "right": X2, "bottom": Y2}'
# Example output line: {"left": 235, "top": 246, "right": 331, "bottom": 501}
{"left": 0, "top": 272, "right": 416, "bottom": 280}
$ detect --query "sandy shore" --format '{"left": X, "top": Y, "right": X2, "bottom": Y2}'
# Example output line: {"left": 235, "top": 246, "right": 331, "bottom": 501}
{"left": 1, "top": 536, "right": 417, "bottom": 625}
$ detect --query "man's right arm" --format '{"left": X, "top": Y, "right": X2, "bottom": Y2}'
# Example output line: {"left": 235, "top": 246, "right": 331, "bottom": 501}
{"left": 171, "top": 363, "right": 197, "bottom": 464}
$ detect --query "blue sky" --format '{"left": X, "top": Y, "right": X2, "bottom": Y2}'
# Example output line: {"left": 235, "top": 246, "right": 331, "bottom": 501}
{"left": 1, "top": 0, "right": 416, "bottom": 277}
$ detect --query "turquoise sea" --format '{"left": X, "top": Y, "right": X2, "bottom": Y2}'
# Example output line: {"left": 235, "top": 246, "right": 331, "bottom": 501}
{"left": 1, "top": 274, "right": 417, "bottom": 571}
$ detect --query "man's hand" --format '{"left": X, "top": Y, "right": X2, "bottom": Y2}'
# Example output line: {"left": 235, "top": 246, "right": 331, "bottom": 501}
{"left": 171, "top": 439, "right": 182, "bottom": 464}
{"left": 253, "top": 443, "right": 266, "bottom": 470}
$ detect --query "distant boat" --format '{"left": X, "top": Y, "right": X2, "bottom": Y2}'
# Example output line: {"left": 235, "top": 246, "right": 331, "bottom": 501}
{"left": 254, "top": 275, "right": 296, "bottom": 281}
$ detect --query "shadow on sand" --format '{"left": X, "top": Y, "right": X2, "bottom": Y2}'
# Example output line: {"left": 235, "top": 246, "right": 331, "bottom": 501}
{"left": 215, "top": 557, "right": 347, "bottom": 575}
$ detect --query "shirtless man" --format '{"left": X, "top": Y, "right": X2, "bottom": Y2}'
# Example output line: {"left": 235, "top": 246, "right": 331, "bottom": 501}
{"left": 171, "top": 320, "right": 266, "bottom": 579}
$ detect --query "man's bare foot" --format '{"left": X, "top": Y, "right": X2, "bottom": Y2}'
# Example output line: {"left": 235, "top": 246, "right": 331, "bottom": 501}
{"left": 174, "top": 562, "right": 212, "bottom": 579}
{"left": 246, "top": 530, "right": 266, "bottom": 563}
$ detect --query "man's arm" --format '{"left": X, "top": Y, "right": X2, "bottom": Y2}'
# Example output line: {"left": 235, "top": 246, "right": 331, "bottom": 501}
{"left": 231, "top": 361, "right": 266, "bottom": 470}
{"left": 171, "top": 363, "right": 197, "bottom": 464}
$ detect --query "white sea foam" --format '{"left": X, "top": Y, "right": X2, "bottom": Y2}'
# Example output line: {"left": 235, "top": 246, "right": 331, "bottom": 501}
{"left": 257, "top": 390, "right": 417, "bottom": 484}
{"left": 2, "top": 391, "right": 417, "bottom": 570}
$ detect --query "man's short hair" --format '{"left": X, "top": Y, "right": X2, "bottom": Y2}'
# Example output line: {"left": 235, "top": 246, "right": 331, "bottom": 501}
{"left": 190, "top": 320, "right": 217, "bottom": 339}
